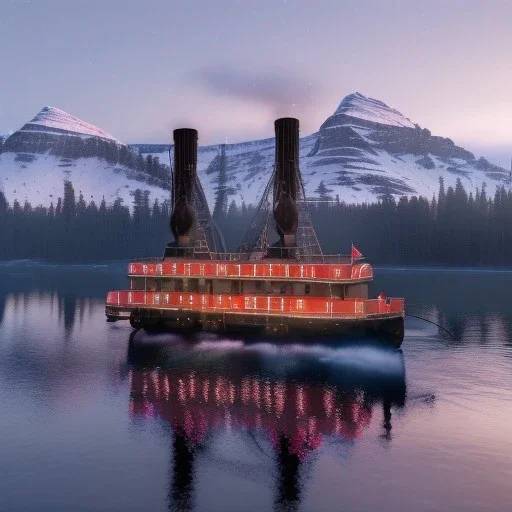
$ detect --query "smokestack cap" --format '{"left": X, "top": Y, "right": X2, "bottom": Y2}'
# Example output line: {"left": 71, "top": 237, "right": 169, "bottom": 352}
{"left": 173, "top": 128, "right": 198, "bottom": 141}
{"left": 274, "top": 118, "right": 300, "bottom": 130}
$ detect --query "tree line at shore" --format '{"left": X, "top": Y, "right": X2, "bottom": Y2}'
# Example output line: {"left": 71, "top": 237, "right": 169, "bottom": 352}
{"left": 1, "top": 177, "right": 512, "bottom": 265}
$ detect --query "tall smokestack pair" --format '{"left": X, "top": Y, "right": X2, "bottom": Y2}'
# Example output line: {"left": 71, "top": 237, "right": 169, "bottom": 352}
{"left": 168, "top": 118, "right": 300, "bottom": 253}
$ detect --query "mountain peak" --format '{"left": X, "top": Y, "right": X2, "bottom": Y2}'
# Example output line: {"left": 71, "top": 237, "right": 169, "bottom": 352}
{"left": 24, "top": 106, "right": 120, "bottom": 142}
{"left": 334, "top": 92, "right": 415, "bottom": 128}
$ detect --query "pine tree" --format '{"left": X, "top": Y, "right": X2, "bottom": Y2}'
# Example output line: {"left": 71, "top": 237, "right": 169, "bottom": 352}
{"left": 62, "top": 180, "right": 76, "bottom": 221}
{"left": 145, "top": 155, "right": 154, "bottom": 177}
{"left": 213, "top": 145, "right": 228, "bottom": 221}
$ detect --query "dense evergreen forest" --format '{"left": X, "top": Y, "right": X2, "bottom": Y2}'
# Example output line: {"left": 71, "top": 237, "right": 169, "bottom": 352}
{"left": 1, "top": 177, "right": 512, "bottom": 265}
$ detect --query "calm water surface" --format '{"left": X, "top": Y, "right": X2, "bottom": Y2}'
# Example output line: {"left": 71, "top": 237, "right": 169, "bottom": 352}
{"left": 0, "top": 262, "right": 511, "bottom": 511}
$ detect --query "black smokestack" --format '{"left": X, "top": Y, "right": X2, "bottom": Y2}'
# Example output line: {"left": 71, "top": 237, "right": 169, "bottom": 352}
{"left": 273, "top": 118, "right": 299, "bottom": 247}
{"left": 170, "top": 128, "right": 198, "bottom": 246}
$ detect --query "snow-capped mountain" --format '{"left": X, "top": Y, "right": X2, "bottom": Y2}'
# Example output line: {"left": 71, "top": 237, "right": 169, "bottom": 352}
{"left": 300, "top": 92, "right": 508, "bottom": 202}
{"left": 16, "top": 106, "right": 120, "bottom": 142}
{"left": 0, "top": 107, "right": 170, "bottom": 209}
{"left": 1, "top": 94, "right": 509, "bottom": 212}
{"left": 333, "top": 92, "right": 415, "bottom": 128}
{"left": 141, "top": 92, "right": 509, "bottom": 208}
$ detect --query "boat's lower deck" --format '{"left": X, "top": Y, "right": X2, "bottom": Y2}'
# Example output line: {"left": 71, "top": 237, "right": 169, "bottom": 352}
{"left": 106, "top": 290, "right": 405, "bottom": 346}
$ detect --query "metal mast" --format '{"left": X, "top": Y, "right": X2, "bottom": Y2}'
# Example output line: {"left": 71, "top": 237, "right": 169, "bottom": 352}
{"left": 236, "top": 117, "right": 323, "bottom": 261}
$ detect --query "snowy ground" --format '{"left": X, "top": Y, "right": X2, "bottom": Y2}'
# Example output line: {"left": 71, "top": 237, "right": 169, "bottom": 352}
{"left": 0, "top": 151, "right": 169, "bottom": 209}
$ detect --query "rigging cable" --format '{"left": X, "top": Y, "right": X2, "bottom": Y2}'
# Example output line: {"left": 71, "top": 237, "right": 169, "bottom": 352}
{"left": 405, "top": 313, "right": 455, "bottom": 339}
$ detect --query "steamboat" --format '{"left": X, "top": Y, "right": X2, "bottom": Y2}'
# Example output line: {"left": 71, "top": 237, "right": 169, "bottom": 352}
{"left": 105, "top": 118, "right": 405, "bottom": 346}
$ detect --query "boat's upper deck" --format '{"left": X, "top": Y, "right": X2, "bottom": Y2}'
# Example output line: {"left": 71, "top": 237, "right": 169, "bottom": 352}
{"left": 128, "top": 255, "right": 372, "bottom": 284}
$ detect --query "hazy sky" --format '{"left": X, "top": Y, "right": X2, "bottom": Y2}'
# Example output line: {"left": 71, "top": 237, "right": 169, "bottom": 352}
{"left": 0, "top": 0, "right": 510, "bottom": 167}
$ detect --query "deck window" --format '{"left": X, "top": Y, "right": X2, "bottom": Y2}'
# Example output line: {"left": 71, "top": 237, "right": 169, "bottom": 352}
{"left": 131, "top": 278, "right": 145, "bottom": 291}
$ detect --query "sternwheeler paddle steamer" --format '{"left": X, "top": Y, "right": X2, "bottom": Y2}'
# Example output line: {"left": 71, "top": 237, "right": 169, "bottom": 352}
{"left": 105, "top": 118, "right": 405, "bottom": 346}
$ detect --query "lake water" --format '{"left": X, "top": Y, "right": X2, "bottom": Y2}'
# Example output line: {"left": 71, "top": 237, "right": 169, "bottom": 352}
{"left": 0, "top": 262, "right": 511, "bottom": 511}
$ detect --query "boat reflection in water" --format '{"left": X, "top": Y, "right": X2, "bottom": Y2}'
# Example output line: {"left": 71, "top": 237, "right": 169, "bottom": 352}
{"left": 126, "top": 332, "right": 406, "bottom": 511}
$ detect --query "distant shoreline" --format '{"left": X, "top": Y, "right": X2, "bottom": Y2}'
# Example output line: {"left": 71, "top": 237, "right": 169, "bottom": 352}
{"left": 2, "top": 259, "right": 512, "bottom": 273}
{"left": 374, "top": 265, "right": 512, "bottom": 273}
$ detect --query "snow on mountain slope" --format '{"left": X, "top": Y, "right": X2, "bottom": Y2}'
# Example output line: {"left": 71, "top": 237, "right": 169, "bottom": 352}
{"left": 2, "top": 94, "right": 509, "bottom": 214}
{"left": 0, "top": 151, "right": 169, "bottom": 208}
{"left": 18, "top": 106, "right": 120, "bottom": 142}
{"left": 139, "top": 135, "right": 318, "bottom": 210}
{"left": 333, "top": 92, "right": 415, "bottom": 128}
{"left": 0, "top": 107, "right": 167, "bottom": 210}
{"left": 141, "top": 93, "right": 508, "bottom": 209}
{"left": 305, "top": 93, "right": 509, "bottom": 202}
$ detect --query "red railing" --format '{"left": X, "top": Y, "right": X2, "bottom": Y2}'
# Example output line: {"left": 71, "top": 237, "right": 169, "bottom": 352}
{"left": 106, "top": 291, "right": 404, "bottom": 318}
{"left": 132, "top": 252, "right": 353, "bottom": 263}
{"left": 127, "top": 261, "right": 373, "bottom": 282}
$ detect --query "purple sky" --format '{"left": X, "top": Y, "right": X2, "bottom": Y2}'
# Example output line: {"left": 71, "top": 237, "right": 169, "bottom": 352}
{"left": 0, "top": 0, "right": 510, "bottom": 167}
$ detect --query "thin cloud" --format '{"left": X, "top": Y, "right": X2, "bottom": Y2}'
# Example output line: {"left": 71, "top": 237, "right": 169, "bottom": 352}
{"left": 189, "top": 66, "right": 319, "bottom": 119}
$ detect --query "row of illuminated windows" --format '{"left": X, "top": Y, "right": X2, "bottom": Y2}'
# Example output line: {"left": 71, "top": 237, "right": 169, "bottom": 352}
{"left": 130, "top": 277, "right": 368, "bottom": 299}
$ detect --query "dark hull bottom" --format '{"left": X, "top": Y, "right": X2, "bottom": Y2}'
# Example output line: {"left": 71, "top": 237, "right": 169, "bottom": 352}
{"left": 109, "top": 308, "right": 405, "bottom": 348}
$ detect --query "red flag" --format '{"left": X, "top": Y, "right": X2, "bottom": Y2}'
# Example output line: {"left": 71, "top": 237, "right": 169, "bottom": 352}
{"left": 351, "top": 244, "right": 363, "bottom": 261}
